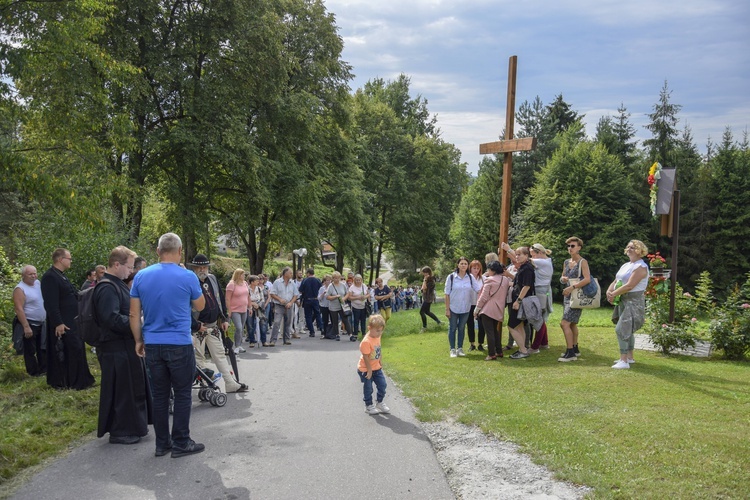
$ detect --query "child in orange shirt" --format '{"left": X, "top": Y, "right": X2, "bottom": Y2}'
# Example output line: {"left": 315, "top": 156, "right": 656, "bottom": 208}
{"left": 357, "top": 314, "right": 390, "bottom": 415}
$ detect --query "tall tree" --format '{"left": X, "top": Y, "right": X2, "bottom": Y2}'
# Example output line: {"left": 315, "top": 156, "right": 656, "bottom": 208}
{"left": 518, "top": 123, "right": 645, "bottom": 281}
{"left": 643, "top": 81, "right": 682, "bottom": 166}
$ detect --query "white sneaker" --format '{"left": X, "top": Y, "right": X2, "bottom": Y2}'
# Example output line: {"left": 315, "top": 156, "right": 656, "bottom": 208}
{"left": 612, "top": 360, "right": 630, "bottom": 369}
{"left": 233, "top": 347, "right": 240, "bottom": 354}
{"left": 238, "top": 346, "right": 246, "bottom": 353}
{"left": 450, "top": 349, "right": 457, "bottom": 358}
{"left": 456, "top": 348, "right": 466, "bottom": 357}
{"left": 375, "top": 401, "right": 390, "bottom": 414}
{"left": 365, "top": 404, "right": 380, "bottom": 415}
{"left": 614, "top": 358, "right": 635, "bottom": 364}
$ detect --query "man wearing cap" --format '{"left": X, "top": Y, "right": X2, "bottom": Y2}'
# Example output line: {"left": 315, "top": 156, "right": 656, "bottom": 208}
{"left": 189, "top": 253, "right": 248, "bottom": 393}
{"left": 269, "top": 267, "right": 299, "bottom": 346}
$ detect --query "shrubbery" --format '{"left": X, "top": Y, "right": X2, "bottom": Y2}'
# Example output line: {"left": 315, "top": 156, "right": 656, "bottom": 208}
{"left": 708, "top": 273, "right": 750, "bottom": 360}
{"left": 645, "top": 270, "right": 750, "bottom": 359}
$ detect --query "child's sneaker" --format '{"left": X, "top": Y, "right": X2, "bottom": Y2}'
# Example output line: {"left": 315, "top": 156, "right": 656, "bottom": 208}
{"left": 375, "top": 401, "right": 390, "bottom": 414}
{"left": 365, "top": 404, "right": 380, "bottom": 415}
{"left": 449, "top": 349, "right": 457, "bottom": 358}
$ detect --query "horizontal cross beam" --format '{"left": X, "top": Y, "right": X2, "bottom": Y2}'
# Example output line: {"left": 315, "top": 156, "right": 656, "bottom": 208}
{"left": 479, "top": 137, "right": 537, "bottom": 155}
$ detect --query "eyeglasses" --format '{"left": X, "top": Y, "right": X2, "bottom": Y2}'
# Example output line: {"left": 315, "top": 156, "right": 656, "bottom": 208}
{"left": 63, "top": 256, "right": 73, "bottom": 261}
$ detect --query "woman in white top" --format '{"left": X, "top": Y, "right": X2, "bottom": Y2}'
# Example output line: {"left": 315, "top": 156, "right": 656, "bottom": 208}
{"left": 246, "top": 275, "right": 268, "bottom": 347}
{"left": 349, "top": 274, "right": 369, "bottom": 341}
{"left": 528, "top": 243, "right": 554, "bottom": 351}
{"left": 606, "top": 240, "right": 650, "bottom": 369}
{"left": 326, "top": 272, "right": 353, "bottom": 341}
{"left": 445, "top": 256, "right": 483, "bottom": 357}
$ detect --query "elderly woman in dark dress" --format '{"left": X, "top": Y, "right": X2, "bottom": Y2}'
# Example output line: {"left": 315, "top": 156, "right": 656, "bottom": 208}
{"left": 606, "top": 240, "right": 649, "bottom": 369}
{"left": 559, "top": 236, "right": 592, "bottom": 362}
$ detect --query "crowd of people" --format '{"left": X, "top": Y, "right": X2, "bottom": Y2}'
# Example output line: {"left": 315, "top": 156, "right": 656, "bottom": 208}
{"left": 439, "top": 237, "right": 650, "bottom": 369}
{"left": 10, "top": 232, "right": 650, "bottom": 458}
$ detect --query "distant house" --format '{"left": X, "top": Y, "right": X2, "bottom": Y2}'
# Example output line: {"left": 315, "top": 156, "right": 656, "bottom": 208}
{"left": 321, "top": 241, "right": 336, "bottom": 263}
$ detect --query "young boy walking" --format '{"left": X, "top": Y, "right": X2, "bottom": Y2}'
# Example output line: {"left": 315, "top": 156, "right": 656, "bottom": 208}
{"left": 357, "top": 314, "right": 390, "bottom": 415}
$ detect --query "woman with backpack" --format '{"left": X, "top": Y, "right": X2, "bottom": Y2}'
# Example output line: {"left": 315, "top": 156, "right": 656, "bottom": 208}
{"left": 444, "top": 257, "right": 482, "bottom": 358}
{"left": 419, "top": 266, "right": 441, "bottom": 332}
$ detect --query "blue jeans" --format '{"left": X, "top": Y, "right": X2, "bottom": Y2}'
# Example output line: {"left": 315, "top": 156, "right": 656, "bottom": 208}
{"left": 303, "top": 300, "right": 323, "bottom": 335}
{"left": 352, "top": 308, "right": 367, "bottom": 338}
{"left": 357, "top": 368, "right": 387, "bottom": 406}
{"left": 246, "top": 313, "right": 268, "bottom": 344}
{"left": 448, "top": 311, "right": 470, "bottom": 349}
{"left": 145, "top": 344, "right": 195, "bottom": 450}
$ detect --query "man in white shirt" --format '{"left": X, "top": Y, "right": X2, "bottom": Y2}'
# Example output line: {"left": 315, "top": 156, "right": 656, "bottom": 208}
{"left": 268, "top": 267, "right": 300, "bottom": 346}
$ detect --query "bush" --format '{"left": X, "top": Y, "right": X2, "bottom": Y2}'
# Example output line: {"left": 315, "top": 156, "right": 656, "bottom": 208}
{"left": 709, "top": 273, "right": 750, "bottom": 360}
{"left": 643, "top": 278, "right": 700, "bottom": 354}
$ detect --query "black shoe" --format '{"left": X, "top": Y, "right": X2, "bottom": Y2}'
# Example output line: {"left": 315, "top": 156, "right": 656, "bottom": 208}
{"left": 309, "top": 333, "right": 315, "bottom": 337}
{"left": 503, "top": 345, "right": 513, "bottom": 351}
{"left": 336, "top": 335, "right": 341, "bottom": 341}
{"left": 573, "top": 344, "right": 581, "bottom": 356}
{"left": 155, "top": 443, "right": 173, "bottom": 457}
{"left": 469, "top": 345, "right": 477, "bottom": 351}
{"left": 477, "top": 345, "right": 485, "bottom": 351}
{"left": 558, "top": 350, "right": 578, "bottom": 362}
{"left": 350, "top": 335, "right": 357, "bottom": 342}
{"left": 109, "top": 435, "right": 140, "bottom": 445}
{"left": 509, "top": 350, "right": 529, "bottom": 359}
{"left": 171, "top": 440, "right": 205, "bottom": 458}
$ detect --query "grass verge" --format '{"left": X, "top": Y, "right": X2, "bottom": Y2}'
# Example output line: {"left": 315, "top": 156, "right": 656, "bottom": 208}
{"left": 0, "top": 352, "right": 100, "bottom": 497}
{"left": 380, "top": 305, "right": 750, "bottom": 499}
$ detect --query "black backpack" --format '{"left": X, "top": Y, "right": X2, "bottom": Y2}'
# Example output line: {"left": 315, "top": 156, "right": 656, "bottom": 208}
{"left": 75, "top": 279, "right": 117, "bottom": 347}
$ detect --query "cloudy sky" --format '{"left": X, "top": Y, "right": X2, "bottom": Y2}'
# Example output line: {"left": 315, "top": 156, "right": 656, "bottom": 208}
{"left": 323, "top": 0, "right": 750, "bottom": 173}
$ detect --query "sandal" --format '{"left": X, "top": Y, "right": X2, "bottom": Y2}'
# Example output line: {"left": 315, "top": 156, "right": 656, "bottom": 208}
{"left": 484, "top": 355, "right": 498, "bottom": 361}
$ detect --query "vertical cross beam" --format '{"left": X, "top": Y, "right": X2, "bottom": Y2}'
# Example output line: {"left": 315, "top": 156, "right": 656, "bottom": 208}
{"left": 498, "top": 56, "right": 518, "bottom": 262}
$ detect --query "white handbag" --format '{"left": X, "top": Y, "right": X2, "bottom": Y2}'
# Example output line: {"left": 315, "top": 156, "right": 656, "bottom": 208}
{"left": 569, "top": 277, "right": 601, "bottom": 309}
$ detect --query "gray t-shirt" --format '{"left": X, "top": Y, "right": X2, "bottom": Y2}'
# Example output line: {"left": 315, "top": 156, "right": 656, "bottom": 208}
{"left": 326, "top": 282, "right": 348, "bottom": 312}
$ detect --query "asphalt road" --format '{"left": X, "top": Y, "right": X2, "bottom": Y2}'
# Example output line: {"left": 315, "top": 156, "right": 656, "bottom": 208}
{"left": 11, "top": 333, "right": 454, "bottom": 500}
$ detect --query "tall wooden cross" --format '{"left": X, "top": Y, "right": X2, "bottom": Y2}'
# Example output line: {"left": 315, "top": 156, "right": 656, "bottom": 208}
{"left": 479, "top": 56, "right": 537, "bottom": 262}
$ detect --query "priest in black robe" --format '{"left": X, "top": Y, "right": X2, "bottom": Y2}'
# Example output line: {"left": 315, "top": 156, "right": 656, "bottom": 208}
{"left": 41, "top": 248, "right": 95, "bottom": 390}
{"left": 93, "top": 246, "right": 153, "bottom": 444}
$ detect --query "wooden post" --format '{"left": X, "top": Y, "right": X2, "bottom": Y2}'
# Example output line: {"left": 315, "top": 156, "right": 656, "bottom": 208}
{"left": 498, "top": 56, "right": 517, "bottom": 263}
{"left": 669, "top": 190, "right": 680, "bottom": 323}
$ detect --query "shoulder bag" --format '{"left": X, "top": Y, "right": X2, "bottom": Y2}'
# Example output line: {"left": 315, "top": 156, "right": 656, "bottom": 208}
{"left": 569, "top": 260, "right": 601, "bottom": 309}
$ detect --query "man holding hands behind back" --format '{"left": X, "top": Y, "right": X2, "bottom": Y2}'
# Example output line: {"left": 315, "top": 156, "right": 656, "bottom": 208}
{"left": 130, "top": 233, "right": 206, "bottom": 458}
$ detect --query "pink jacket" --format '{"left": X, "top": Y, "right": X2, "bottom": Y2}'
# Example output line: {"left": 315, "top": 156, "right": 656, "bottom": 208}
{"left": 475, "top": 274, "right": 510, "bottom": 322}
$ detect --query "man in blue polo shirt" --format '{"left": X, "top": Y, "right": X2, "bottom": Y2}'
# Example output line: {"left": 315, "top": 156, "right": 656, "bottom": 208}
{"left": 130, "top": 233, "right": 206, "bottom": 458}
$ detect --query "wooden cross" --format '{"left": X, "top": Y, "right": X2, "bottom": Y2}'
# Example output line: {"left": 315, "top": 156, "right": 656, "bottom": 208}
{"left": 479, "top": 55, "right": 537, "bottom": 262}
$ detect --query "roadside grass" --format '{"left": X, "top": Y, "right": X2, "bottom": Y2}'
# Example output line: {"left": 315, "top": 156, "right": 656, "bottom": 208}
{"left": 381, "top": 306, "right": 750, "bottom": 499}
{"left": 0, "top": 352, "right": 100, "bottom": 496}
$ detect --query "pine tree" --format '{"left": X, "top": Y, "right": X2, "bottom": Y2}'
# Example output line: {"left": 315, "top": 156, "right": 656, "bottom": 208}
{"left": 643, "top": 81, "right": 682, "bottom": 166}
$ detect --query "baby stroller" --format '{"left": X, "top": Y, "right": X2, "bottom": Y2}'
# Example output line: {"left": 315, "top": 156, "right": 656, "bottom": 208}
{"left": 168, "top": 364, "right": 227, "bottom": 414}
{"left": 194, "top": 365, "right": 227, "bottom": 407}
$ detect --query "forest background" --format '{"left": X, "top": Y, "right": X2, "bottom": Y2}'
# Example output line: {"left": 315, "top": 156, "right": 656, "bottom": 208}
{"left": 1, "top": 0, "right": 749, "bottom": 332}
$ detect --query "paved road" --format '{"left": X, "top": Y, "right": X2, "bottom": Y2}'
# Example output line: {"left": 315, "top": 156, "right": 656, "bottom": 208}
{"left": 11, "top": 334, "right": 453, "bottom": 500}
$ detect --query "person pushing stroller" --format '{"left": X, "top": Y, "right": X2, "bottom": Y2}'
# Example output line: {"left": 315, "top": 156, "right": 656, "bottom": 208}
{"left": 189, "top": 254, "right": 248, "bottom": 393}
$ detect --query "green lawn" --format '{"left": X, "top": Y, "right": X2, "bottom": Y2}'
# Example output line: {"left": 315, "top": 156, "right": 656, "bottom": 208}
{"left": 380, "top": 305, "right": 749, "bottom": 499}
{"left": 0, "top": 352, "right": 100, "bottom": 496}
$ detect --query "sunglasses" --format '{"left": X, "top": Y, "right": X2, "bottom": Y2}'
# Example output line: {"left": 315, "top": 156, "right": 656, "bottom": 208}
{"left": 567, "top": 244, "right": 578, "bottom": 248}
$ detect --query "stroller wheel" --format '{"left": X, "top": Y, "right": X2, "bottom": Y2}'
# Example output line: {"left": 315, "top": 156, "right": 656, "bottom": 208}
{"left": 214, "top": 392, "right": 228, "bottom": 407}
{"left": 198, "top": 388, "right": 208, "bottom": 402}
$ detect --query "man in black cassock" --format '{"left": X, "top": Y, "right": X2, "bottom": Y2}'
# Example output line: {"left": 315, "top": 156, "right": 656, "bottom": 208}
{"left": 41, "top": 248, "right": 95, "bottom": 390}
{"left": 94, "top": 246, "right": 153, "bottom": 444}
